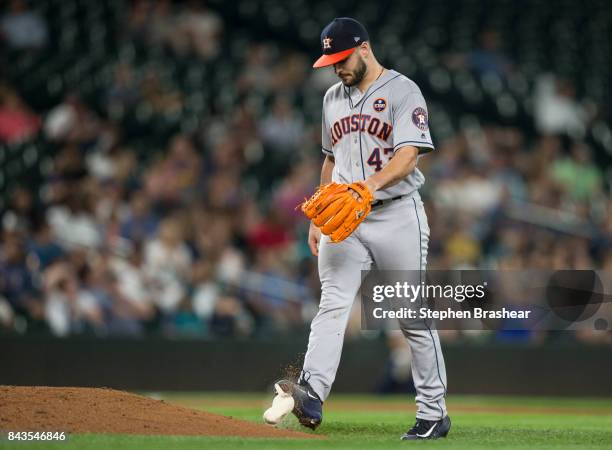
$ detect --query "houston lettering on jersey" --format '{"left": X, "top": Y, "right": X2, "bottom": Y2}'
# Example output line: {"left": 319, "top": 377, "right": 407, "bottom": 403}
{"left": 330, "top": 114, "right": 392, "bottom": 147}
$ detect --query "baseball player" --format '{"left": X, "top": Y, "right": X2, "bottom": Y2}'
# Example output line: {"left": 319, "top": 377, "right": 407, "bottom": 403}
{"left": 264, "top": 17, "right": 450, "bottom": 440}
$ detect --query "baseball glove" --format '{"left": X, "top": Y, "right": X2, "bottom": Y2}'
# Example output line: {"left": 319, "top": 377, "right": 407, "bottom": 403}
{"left": 301, "top": 182, "right": 374, "bottom": 243}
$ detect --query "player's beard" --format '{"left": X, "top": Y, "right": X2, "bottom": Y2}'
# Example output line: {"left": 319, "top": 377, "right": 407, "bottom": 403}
{"left": 341, "top": 56, "right": 367, "bottom": 87}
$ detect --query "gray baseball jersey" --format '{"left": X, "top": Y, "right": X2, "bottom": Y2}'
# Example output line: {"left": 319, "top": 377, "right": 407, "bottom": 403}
{"left": 321, "top": 69, "right": 434, "bottom": 200}
{"left": 300, "top": 69, "right": 448, "bottom": 422}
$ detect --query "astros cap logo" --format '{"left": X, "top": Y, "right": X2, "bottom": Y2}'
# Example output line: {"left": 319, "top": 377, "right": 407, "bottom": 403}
{"left": 313, "top": 18, "right": 369, "bottom": 68}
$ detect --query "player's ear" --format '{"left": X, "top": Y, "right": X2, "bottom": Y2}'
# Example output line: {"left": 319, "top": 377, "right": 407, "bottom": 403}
{"left": 360, "top": 41, "right": 371, "bottom": 59}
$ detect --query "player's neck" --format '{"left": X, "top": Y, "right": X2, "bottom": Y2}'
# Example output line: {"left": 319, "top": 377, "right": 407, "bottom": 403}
{"left": 356, "top": 63, "right": 385, "bottom": 93}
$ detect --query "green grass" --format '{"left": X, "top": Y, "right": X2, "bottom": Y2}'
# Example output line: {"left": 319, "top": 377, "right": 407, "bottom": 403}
{"left": 2, "top": 393, "right": 612, "bottom": 450}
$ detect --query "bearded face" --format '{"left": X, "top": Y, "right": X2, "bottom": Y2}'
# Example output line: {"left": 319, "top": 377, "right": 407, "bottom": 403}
{"left": 334, "top": 52, "right": 367, "bottom": 87}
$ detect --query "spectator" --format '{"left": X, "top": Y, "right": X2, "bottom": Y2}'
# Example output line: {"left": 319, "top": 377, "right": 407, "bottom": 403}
{"left": 274, "top": 158, "right": 319, "bottom": 227}
{"left": 243, "top": 246, "right": 305, "bottom": 332}
{"left": 0, "top": 85, "right": 40, "bottom": 143}
{"left": 120, "top": 190, "right": 160, "bottom": 243}
{"left": 0, "top": 296, "right": 15, "bottom": 332}
{"left": 259, "top": 95, "right": 305, "bottom": 154}
{"left": 0, "top": 0, "right": 48, "bottom": 50}
{"left": 193, "top": 214, "right": 245, "bottom": 284}
{"left": 0, "top": 232, "right": 39, "bottom": 318}
{"left": 44, "top": 94, "right": 101, "bottom": 144}
{"left": 1, "top": 186, "right": 40, "bottom": 233}
{"left": 466, "top": 30, "right": 513, "bottom": 78}
{"left": 47, "top": 192, "right": 101, "bottom": 250}
{"left": 145, "top": 134, "right": 201, "bottom": 205}
{"left": 106, "top": 63, "right": 140, "bottom": 118}
{"left": 210, "top": 294, "right": 251, "bottom": 337}
{"left": 140, "top": 70, "right": 183, "bottom": 116}
{"left": 127, "top": 0, "right": 173, "bottom": 46}
{"left": 236, "top": 43, "right": 275, "bottom": 94}
{"left": 246, "top": 209, "right": 293, "bottom": 250}
{"left": 534, "top": 75, "right": 593, "bottom": 138}
{"left": 550, "top": 142, "right": 603, "bottom": 202}
{"left": 109, "top": 243, "right": 156, "bottom": 324}
{"left": 434, "top": 166, "right": 504, "bottom": 214}
{"left": 191, "top": 259, "right": 220, "bottom": 320}
{"left": 85, "top": 252, "right": 152, "bottom": 336}
{"left": 167, "top": 0, "right": 223, "bottom": 60}
{"left": 144, "top": 217, "right": 191, "bottom": 313}
{"left": 26, "top": 218, "right": 65, "bottom": 270}
{"left": 42, "top": 261, "right": 104, "bottom": 337}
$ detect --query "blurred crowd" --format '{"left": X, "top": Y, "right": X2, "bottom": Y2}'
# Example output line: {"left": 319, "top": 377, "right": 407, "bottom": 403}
{"left": 0, "top": 0, "right": 610, "bottom": 345}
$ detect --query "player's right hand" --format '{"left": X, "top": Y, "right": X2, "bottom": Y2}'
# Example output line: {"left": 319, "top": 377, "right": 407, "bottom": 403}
{"left": 308, "top": 222, "right": 322, "bottom": 257}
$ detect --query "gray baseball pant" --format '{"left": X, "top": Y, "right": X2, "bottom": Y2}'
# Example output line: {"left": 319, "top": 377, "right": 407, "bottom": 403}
{"left": 301, "top": 192, "right": 448, "bottom": 420}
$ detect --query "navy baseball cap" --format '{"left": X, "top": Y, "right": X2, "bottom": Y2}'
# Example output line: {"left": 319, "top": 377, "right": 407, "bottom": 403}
{"left": 313, "top": 17, "right": 369, "bottom": 68}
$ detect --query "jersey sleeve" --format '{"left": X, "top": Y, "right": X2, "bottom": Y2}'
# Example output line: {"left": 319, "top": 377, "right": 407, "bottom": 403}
{"left": 321, "top": 108, "right": 333, "bottom": 156}
{"left": 392, "top": 89, "right": 435, "bottom": 154}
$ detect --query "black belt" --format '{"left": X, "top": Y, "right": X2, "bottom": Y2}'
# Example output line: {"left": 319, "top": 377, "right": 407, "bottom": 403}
{"left": 371, "top": 195, "right": 406, "bottom": 209}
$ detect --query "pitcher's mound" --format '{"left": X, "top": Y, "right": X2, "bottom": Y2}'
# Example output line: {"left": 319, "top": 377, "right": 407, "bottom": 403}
{"left": 0, "top": 386, "right": 320, "bottom": 439}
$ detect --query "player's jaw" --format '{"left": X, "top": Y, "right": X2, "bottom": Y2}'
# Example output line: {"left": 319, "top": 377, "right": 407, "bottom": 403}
{"left": 335, "top": 54, "right": 367, "bottom": 87}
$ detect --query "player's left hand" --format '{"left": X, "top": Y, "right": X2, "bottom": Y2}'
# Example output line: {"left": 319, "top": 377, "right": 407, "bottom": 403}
{"left": 300, "top": 182, "right": 374, "bottom": 243}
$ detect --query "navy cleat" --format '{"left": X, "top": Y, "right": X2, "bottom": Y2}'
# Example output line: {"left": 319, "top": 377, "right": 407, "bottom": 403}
{"left": 276, "top": 379, "right": 323, "bottom": 430}
{"left": 400, "top": 415, "right": 451, "bottom": 440}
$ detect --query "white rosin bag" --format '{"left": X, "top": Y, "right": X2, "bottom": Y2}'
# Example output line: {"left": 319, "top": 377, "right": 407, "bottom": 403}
{"left": 263, "top": 383, "right": 295, "bottom": 425}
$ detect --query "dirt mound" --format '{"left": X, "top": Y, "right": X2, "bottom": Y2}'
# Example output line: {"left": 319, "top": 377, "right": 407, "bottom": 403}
{"left": 0, "top": 386, "right": 319, "bottom": 439}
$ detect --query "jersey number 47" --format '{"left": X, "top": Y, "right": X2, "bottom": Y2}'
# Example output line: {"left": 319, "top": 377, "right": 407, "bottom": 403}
{"left": 367, "top": 147, "right": 394, "bottom": 172}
